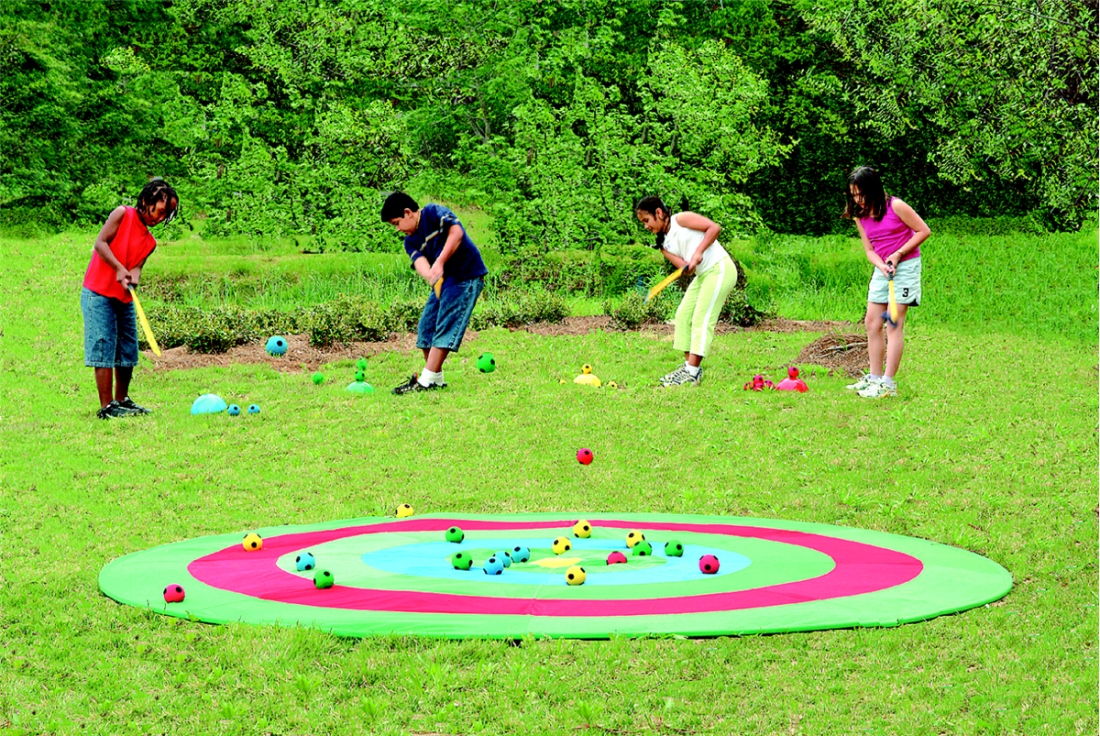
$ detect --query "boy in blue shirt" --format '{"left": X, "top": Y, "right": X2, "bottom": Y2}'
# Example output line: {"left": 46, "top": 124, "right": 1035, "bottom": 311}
{"left": 381, "top": 192, "right": 488, "bottom": 394}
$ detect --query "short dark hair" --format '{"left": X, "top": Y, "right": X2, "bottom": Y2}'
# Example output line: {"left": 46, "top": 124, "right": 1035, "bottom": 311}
{"left": 635, "top": 195, "right": 672, "bottom": 249}
{"left": 380, "top": 191, "right": 419, "bottom": 222}
{"left": 844, "top": 166, "right": 887, "bottom": 221}
{"left": 137, "top": 179, "right": 178, "bottom": 224}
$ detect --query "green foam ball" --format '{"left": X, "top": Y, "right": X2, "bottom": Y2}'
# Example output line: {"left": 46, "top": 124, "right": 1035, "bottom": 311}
{"left": 477, "top": 353, "right": 496, "bottom": 373}
{"left": 312, "top": 373, "right": 324, "bottom": 385}
{"left": 314, "top": 570, "right": 335, "bottom": 589}
{"left": 356, "top": 358, "right": 368, "bottom": 370}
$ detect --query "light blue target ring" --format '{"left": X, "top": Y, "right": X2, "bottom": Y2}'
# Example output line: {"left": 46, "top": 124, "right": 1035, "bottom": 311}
{"left": 361, "top": 538, "right": 751, "bottom": 586}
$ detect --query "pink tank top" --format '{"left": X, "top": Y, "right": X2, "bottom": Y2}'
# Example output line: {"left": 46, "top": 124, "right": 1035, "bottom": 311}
{"left": 860, "top": 197, "right": 920, "bottom": 263}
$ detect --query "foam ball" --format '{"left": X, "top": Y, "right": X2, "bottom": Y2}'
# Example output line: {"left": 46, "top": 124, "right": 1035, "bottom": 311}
{"left": 296, "top": 552, "right": 316, "bottom": 571}
{"left": 477, "top": 352, "right": 496, "bottom": 373}
{"left": 247, "top": 404, "right": 260, "bottom": 414}
{"left": 243, "top": 533, "right": 263, "bottom": 551}
{"left": 581, "top": 364, "right": 593, "bottom": 374}
{"left": 552, "top": 536, "right": 572, "bottom": 555}
{"left": 356, "top": 358, "right": 368, "bottom": 370}
{"left": 625, "top": 530, "right": 645, "bottom": 549}
{"left": 577, "top": 448, "right": 594, "bottom": 465}
{"left": 565, "top": 565, "right": 586, "bottom": 585}
{"left": 511, "top": 546, "right": 531, "bottom": 563}
{"left": 163, "top": 584, "right": 185, "bottom": 603}
{"left": 483, "top": 556, "right": 504, "bottom": 575}
{"left": 265, "top": 336, "right": 288, "bottom": 356}
{"left": 445, "top": 527, "right": 465, "bottom": 543}
{"left": 606, "top": 551, "right": 627, "bottom": 565}
{"left": 573, "top": 520, "right": 592, "bottom": 538}
{"left": 632, "top": 540, "right": 653, "bottom": 557}
{"left": 606, "top": 381, "right": 619, "bottom": 389}
{"left": 699, "top": 554, "right": 720, "bottom": 574}
{"left": 311, "top": 372, "right": 324, "bottom": 385}
{"left": 452, "top": 552, "right": 473, "bottom": 570}
{"left": 396, "top": 503, "right": 414, "bottom": 518}
{"left": 494, "top": 550, "right": 513, "bottom": 568}
{"left": 190, "top": 393, "right": 227, "bottom": 415}
{"left": 664, "top": 540, "right": 684, "bottom": 557}
{"left": 354, "top": 370, "right": 366, "bottom": 383}
{"left": 227, "top": 404, "right": 241, "bottom": 416}
{"left": 314, "top": 570, "right": 335, "bottom": 589}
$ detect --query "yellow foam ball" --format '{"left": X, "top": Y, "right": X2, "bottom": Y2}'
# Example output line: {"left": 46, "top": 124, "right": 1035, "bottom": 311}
{"left": 573, "top": 520, "right": 592, "bottom": 538}
{"left": 581, "top": 364, "right": 593, "bottom": 374}
{"left": 565, "top": 565, "right": 587, "bottom": 586}
{"left": 625, "top": 530, "right": 645, "bottom": 548}
{"left": 243, "top": 532, "right": 263, "bottom": 551}
{"left": 396, "top": 503, "right": 414, "bottom": 518}
{"left": 552, "top": 536, "right": 572, "bottom": 555}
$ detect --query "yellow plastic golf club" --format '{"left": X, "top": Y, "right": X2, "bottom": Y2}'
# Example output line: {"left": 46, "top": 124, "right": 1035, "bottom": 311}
{"left": 884, "top": 269, "right": 899, "bottom": 326}
{"left": 128, "top": 286, "right": 161, "bottom": 356}
{"left": 645, "top": 267, "right": 684, "bottom": 304}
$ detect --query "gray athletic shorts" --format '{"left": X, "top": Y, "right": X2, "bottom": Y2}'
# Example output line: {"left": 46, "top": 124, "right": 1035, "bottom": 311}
{"left": 868, "top": 257, "right": 921, "bottom": 306}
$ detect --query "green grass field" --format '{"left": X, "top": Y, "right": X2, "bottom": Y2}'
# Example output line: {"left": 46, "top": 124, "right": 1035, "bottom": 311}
{"left": 1, "top": 221, "right": 1097, "bottom": 736}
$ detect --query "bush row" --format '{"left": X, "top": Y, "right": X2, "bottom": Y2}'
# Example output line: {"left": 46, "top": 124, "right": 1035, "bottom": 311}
{"left": 602, "top": 287, "right": 764, "bottom": 330}
{"left": 146, "top": 288, "right": 572, "bottom": 353}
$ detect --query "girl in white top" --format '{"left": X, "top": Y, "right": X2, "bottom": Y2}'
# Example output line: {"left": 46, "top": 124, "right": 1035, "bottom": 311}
{"left": 636, "top": 196, "right": 740, "bottom": 387}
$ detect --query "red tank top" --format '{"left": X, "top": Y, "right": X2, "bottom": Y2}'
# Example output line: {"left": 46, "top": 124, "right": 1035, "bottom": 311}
{"left": 83, "top": 207, "right": 157, "bottom": 301}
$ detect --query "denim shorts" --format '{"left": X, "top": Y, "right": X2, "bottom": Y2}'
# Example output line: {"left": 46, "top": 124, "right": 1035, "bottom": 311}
{"left": 81, "top": 287, "right": 139, "bottom": 368}
{"left": 417, "top": 277, "right": 484, "bottom": 352}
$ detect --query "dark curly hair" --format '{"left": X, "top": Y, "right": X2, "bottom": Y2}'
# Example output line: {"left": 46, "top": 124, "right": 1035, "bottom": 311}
{"left": 137, "top": 179, "right": 179, "bottom": 224}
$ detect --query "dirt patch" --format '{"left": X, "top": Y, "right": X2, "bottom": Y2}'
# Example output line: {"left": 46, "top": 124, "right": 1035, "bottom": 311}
{"left": 146, "top": 316, "right": 865, "bottom": 374}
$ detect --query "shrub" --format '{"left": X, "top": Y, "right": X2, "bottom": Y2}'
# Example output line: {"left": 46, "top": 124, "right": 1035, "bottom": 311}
{"left": 603, "top": 291, "right": 678, "bottom": 330}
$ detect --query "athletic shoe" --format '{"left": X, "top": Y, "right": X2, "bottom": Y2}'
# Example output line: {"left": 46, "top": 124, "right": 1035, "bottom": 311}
{"left": 663, "top": 367, "right": 703, "bottom": 387}
{"left": 118, "top": 396, "right": 151, "bottom": 415}
{"left": 858, "top": 381, "right": 898, "bottom": 399}
{"left": 392, "top": 375, "right": 445, "bottom": 395}
{"left": 96, "top": 400, "right": 137, "bottom": 419}
{"left": 658, "top": 365, "right": 689, "bottom": 385}
{"left": 845, "top": 375, "right": 880, "bottom": 391}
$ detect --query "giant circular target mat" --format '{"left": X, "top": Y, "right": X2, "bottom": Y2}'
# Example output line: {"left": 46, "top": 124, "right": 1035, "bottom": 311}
{"left": 98, "top": 513, "right": 1012, "bottom": 639}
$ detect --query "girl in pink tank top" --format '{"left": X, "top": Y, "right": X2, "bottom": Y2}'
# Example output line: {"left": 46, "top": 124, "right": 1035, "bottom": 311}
{"left": 843, "top": 166, "right": 931, "bottom": 399}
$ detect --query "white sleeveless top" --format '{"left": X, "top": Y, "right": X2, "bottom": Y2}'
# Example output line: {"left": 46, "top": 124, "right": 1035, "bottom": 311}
{"left": 663, "top": 214, "right": 730, "bottom": 275}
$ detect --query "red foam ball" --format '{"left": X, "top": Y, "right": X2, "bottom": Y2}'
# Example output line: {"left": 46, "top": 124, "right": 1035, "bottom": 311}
{"left": 163, "top": 584, "right": 185, "bottom": 603}
{"left": 607, "top": 551, "right": 628, "bottom": 565}
{"left": 577, "top": 448, "right": 594, "bottom": 465}
{"left": 699, "top": 554, "right": 720, "bottom": 574}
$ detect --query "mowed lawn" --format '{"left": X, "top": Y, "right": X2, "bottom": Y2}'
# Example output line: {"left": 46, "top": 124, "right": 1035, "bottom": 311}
{"left": 1, "top": 231, "right": 1096, "bottom": 736}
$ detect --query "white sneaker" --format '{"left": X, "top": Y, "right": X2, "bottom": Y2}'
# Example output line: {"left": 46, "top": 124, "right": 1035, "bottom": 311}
{"left": 858, "top": 380, "right": 898, "bottom": 399}
{"left": 846, "top": 375, "right": 880, "bottom": 391}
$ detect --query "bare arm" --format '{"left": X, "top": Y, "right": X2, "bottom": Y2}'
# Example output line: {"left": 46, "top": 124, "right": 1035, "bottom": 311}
{"left": 427, "top": 223, "right": 464, "bottom": 286}
{"left": 411, "top": 255, "right": 432, "bottom": 282}
{"left": 885, "top": 199, "right": 931, "bottom": 270}
{"left": 673, "top": 211, "right": 721, "bottom": 273}
{"left": 660, "top": 249, "right": 689, "bottom": 271}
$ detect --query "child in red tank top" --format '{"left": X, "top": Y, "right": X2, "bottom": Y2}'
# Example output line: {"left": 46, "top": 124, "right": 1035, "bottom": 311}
{"left": 81, "top": 180, "right": 178, "bottom": 419}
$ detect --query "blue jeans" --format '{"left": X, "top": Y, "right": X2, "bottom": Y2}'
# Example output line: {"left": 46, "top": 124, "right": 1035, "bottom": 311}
{"left": 81, "top": 287, "right": 139, "bottom": 368}
{"left": 417, "top": 277, "right": 484, "bottom": 352}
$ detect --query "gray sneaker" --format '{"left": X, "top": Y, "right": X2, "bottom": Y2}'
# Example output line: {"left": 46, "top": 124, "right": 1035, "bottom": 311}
{"left": 663, "top": 366, "right": 702, "bottom": 387}
{"left": 118, "top": 396, "right": 152, "bottom": 415}
{"left": 845, "top": 374, "right": 880, "bottom": 391}
{"left": 659, "top": 364, "right": 689, "bottom": 385}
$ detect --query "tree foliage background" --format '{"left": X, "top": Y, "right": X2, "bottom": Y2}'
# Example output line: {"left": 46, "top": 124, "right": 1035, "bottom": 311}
{"left": 2, "top": 0, "right": 1096, "bottom": 245}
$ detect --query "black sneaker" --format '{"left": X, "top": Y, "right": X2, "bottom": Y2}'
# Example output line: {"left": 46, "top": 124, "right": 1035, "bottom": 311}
{"left": 96, "top": 400, "right": 137, "bottom": 419}
{"left": 119, "top": 396, "right": 152, "bottom": 415}
{"left": 392, "top": 374, "right": 444, "bottom": 395}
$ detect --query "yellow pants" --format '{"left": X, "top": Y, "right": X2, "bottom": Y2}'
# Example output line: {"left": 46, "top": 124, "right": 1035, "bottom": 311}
{"left": 673, "top": 257, "right": 738, "bottom": 357}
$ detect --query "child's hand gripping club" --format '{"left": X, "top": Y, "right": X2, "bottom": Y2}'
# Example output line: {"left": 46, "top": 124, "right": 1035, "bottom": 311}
{"left": 881, "top": 264, "right": 899, "bottom": 327}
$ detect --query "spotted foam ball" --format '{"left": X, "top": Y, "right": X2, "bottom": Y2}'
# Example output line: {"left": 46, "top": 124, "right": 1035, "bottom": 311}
{"left": 396, "top": 503, "right": 414, "bottom": 518}
{"left": 314, "top": 570, "right": 335, "bottom": 589}
{"left": 577, "top": 448, "right": 594, "bottom": 465}
{"left": 552, "top": 537, "right": 572, "bottom": 555}
{"left": 606, "top": 551, "right": 627, "bottom": 565}
{"left": 483, "top": 556, "right": 504, "bottom": 575}
{"left": 247, "top": 404, "right": 260, "bottom": 414}
{"left": 296, "top": 552, "right": 316, "bottom": 571}
{"left": 664, "top": 540, "right": 684, "bottom": 557}
{"left": 445, "top": 527, "right": 465, "bottom": 543}
{"left": 243, "top": 533, "right": 263, "bottom": 551}
{"left": 452, "top": 552, "right": 473, "bottom": 570}
{"left": 625, "top": 530, "right": 645, "bottom": 549}
{"left": 494, "top": 551, "right": 513, "bottom": 568}
{"left": 163, "top": 585, "right": 185, "bottom": 603}
{"left": 565, "top": 565, "right": 586, "bottom": 585}
{"left": 632, "top": 540, "right": 653, "bottom": 557}
{"left": 511, "top": 546, "right": 531, "bottom": 563}
{"left": 227, "top": 404, "right": 241, "bottom": 416}
{"left": 573, "top": 520, "right": 592, "bottom": 538}
{"left": 699, "top": 554, "right": 720, "bottom": 574}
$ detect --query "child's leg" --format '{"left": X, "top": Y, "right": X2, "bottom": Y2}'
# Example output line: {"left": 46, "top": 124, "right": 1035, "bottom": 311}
{"left": 884, "top": 305, "right": 909, "bottom": 379}
{"left": 673, "top": 282, "right": 702, "bottom": 358}
{"left": 115, "top": 366, "right": 134, "bottom": 402}
{"left": 864, "top": 302, "right": 887, "bottom": 375}
{"left": 95, "top": 368, "right": 114, "bottom": 407}
{"left": 686, "top": 259, "right": 738, "bottom": 364}
{"left": 418, "top": 277, "right": 483, "bottom": 386}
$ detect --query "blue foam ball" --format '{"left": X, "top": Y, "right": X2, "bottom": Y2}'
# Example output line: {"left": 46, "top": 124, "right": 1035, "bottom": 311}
{"left": 511, "top": 546, "right": 531, "bottom": 563}
{"left": 494, "top": 550, "right": 513, "bottom": 568}
{"left": 227, "top": 404, "right": 241, "bottom": 416}
{"left": 190, "top": 394, "right": 228, "bottom": 415}
{"left": 483, "top": 556, "right": 504, "bottom": 575}
{"left": 247, "top": 404, "right": 260, "bottom": 414}
{"left": 296, "top": 552, "right": 316, "bottom": 571}
{"left": 265, "top": 336, "right": 288, "bottom": 356}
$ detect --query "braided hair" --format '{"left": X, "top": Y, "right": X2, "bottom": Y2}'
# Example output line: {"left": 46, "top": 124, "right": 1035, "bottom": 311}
{"left": 635, "top": 196, "right": 672, "bottom": 249}
{"left": 136, "top": 179, "right": 179, "bottom": 224}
